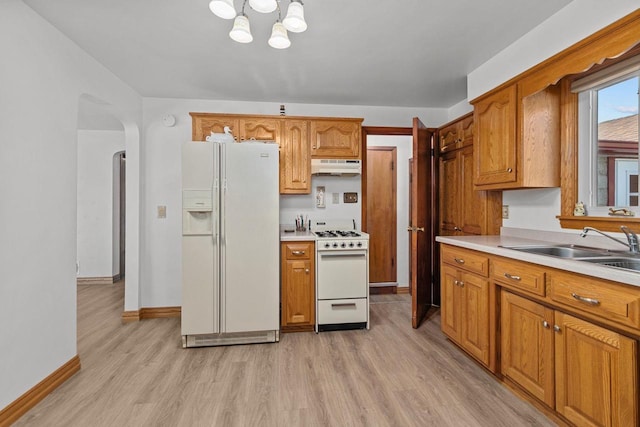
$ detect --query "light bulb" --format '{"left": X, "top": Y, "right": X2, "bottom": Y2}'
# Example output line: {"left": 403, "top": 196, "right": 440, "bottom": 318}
{"left": 229, "top": 15, "right": 253, "bottom": 43}
{"left": 209, "top": 0, "right": 236, "bottom": 19}
{"left": 249, "top": 0, "right": 277, "bottom": 13}
{"left": 283, "top": 1, "right": 307, "bottom": 33}
{"left": 268, "top": 22, "right": 291, "bottom": 49}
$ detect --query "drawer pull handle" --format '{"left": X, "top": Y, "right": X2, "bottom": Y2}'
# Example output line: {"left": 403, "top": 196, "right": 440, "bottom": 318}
{"left": 542, "top": 320, "right": 550, "bottom": 329}
{"left": 291, "top": 250, "right": 305, "bottom": 255}
{"left": 331, "top": 303, "right": 357, "bottom": 308}
{"left": 454, "top": 258, "right": 465, "bottom": 264}
{"left": 504, "top": 273, "right": 521, "bottom": 281}
{"left": 571, "top": 293, "right": 600, "bottom": 306}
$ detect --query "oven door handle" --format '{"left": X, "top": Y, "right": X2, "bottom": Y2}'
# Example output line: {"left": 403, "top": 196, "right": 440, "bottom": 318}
{"left": 318, "top": 251, "right": 367, "bottom": 257}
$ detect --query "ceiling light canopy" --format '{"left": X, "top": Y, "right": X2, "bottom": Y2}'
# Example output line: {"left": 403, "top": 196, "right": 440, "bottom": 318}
{"left": 209, "top": 0, "right": 307, "bottom": 49}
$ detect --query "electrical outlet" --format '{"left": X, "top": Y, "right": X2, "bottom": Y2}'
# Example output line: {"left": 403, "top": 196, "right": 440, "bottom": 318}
{"left": 332, "top": 193, "right": 339, "bottom": 204}
{"left": 502, "top": 205, "right": 509, "bottom": 219}
{"left": 343, "top": 192, "right": 358, "bottom": 203}
{"left": 158, "top": 205, "right": 167, "bottom": 219}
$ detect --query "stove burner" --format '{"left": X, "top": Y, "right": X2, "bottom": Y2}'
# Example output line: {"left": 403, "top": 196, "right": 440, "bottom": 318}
{"left": 314, "top": 230, "right": 361, "bottom": 238}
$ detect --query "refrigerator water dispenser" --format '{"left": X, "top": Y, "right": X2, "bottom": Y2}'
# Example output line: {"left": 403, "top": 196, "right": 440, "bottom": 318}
{"left": 182, "top": 189, "right": 213, "bottom": 235}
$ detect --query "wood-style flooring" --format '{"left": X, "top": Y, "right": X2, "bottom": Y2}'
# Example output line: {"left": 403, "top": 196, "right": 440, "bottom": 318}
{"left": 15, "top": 282, "right": 555, "bottom": 426}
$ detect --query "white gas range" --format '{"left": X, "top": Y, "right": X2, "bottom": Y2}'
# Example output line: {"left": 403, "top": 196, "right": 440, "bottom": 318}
{"left": 311, "top": 219, "right": 369, "bottom": 332}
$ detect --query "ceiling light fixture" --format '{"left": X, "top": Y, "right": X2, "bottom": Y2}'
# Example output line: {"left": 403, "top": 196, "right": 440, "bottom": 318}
{"left": 209, "top": 0, "right": 307, "bottom": 49}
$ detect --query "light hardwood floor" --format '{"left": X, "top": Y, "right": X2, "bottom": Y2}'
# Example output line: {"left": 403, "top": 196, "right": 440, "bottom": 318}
{"left": 15, "top": 282, "right": 555, "bottom": 426}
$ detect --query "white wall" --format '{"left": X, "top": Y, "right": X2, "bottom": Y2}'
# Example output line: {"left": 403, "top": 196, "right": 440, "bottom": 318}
{"left": 366, "top": 135, "right": 412, "bottom": 288}
{"left": 467, "top": 2, "right": 638, "bottom": 233}
{"left": 77, "top": 130, "right": 125, "bottom": 278}
{"left": 141, "top": 98, "right": 448, "bottom": 307}
{"left": 0, "top": 0, "right": 141, "bottom": 410}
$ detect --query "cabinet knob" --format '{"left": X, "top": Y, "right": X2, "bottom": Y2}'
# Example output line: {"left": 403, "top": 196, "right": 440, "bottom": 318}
{"left": 553, "top": 325, "right": 561, "bottom": 333}
{"left": 454, "top": 226, "right": 461, "bottom": 231}
{"left": 542, "top": 321, "right": 550, "bottom": 329}
{"left": 458, "top": 281, "right": 464, "bottom": 287}
{"left": 305, "top": 268, "right": 310, "bottom": 273}
{"left": 454, "top": 258, "right": 465, "bottom": 264}
{"left": 507, "top": 168, "right": 513, "bottom": 173}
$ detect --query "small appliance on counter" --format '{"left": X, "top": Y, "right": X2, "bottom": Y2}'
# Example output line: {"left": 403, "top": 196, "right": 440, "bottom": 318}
{"left": 311, "top": 219, "right": 369, "bottom": 332}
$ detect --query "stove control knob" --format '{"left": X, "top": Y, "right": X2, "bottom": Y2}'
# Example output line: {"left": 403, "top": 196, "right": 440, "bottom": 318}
{"left": 324, "top": 243, "right": 331, "bottom": 249}
{"left": 357, "top": 242, "right": 363, "bottom": 247}
{"left": 332, "top": 243, "right": 338, "bottom": 248}
{"left": 340, "top": 242, "right": 346, "bottom": 248}
{"left": 349, "top": 242, "right": 355, "bottom": 248}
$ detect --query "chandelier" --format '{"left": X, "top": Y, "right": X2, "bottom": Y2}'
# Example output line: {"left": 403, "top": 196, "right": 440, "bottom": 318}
{"left": 209, "top": 0, "right": 307, "bottom": 49}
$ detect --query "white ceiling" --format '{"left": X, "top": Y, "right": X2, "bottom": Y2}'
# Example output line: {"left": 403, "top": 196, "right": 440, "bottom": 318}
{"left": 24, "top": 0, "right": 573, "bottom": 109}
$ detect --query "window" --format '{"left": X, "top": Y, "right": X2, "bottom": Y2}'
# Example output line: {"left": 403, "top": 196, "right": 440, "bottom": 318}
{"left": 575, "top": 57, "right": 640, "bottom": 215}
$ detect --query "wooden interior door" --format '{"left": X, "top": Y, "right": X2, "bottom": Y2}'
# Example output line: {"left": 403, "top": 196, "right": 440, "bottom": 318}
{"left": 366, "top": 147, "right": 397, "bottom": 285}
{"left": 410, "top": 118, "right": 436, "bottom": 328}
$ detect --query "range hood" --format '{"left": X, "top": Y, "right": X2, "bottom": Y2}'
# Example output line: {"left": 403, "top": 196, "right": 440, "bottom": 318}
{"left": 311, "top": 159, "right": 361, "bottom": 176}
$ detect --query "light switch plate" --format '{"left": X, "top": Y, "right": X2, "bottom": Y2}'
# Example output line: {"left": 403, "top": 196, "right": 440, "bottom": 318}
{"left": 502, "top": 205, "right": 509, "bottom": 219}
{"left": 158, "top": 205, "right": 167, "bottom": 219}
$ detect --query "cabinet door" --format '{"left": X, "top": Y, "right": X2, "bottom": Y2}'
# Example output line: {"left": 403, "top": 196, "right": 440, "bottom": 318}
{"left": 439, "top": 150, "right": 460, "bottom": 234}
{"left": 280, "top": 120, "right": 310, "bottom": 194}
{"left": 439, "top": 122, "right": 460, "bottom": 153}
{"left": 459, "top": 145, "right": 486, "bottom": 235}
{"left": 501, "top": 292, "right": 555, "bottom": 408}
{"left": 281, "top": 242, "right": 315, "bottom": 330}
{"left": 192, "top": 115, "right": 240, "bottom": 141}
{"left": 460, "top": 114, "right": 474, "bottom": 148}
{"left": 310, "top": 120, "right": 360, "bottom": 158}
{"left": 459, "top": 271, "right": 490, "bottom": 365}
{"left": 239, "top": 118, "right": 280, "bottom": 141}
{"left": 440, "top": 264, "right": 461, "bottom": 341}
{"left": 474, "top": 85, "right": 517, "bottom": 186}
{"left": 555, "top": 312, "right": 638, "bottom": 427}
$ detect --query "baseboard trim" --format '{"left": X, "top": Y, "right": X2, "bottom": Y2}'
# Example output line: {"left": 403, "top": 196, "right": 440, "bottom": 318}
{"left": 122, "top": 306, "right": 181, "bottom": 322}
{"left": 370, "top": 285, "right": 397, "bottom": 295}
{"left": 396, "top": 287, "right": 410, "bottom": 294}
{"left": 140, "top": 306, "right": 181, "bottom": 319}
{"left": 77, "top": 275, "right": 119, "bottom": 285}
{"left": 121, "top": 310, "right": 141, "bottom": 322}
{"left": 0, "top": 355, "right": 81, "bottom": 426}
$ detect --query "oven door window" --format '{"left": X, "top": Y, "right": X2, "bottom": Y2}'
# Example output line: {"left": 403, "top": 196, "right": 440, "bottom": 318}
{"left": 317, "top": 250, "right": 367, "bottom": 299}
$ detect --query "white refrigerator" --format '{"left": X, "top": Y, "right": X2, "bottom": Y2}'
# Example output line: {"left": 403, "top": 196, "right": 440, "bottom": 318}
{"left": 181, "top": 140, "right": 280, "bottom": 347}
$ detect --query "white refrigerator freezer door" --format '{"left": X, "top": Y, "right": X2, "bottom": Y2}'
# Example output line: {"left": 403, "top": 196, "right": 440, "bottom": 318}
{"left": 181, "top": 141, "right": 220, "bottom": 335}
{"left": 221, "top": 142, "right": 280, "bottom": 333}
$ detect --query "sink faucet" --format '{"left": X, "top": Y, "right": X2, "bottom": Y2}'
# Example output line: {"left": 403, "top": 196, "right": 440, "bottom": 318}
{"left": 580, "top": 226, "right": 639, "bottom": 253}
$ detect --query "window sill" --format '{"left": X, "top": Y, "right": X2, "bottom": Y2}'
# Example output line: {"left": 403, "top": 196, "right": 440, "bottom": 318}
{"left": 557, "top": 215, "right": 640, "bottom": 232}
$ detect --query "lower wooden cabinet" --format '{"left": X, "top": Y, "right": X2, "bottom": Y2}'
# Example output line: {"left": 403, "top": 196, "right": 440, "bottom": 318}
{"left": 441, "top": 264, "right": 490, "bottom": 366}
{"left": 555, "top": 311, "right": 637, "bottom": 427}
{"left": 281, "top": 241, "right": 315, "bottom": 332}
{"left": 501, "top": 291, "right": 555, "bottom": 407}
{"left": 502, "top": 289, "right": 638, "bottom": 427}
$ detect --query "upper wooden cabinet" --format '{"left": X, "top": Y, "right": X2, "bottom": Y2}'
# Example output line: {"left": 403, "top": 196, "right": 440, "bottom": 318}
{"left": 439, "top": 113, "right": 473, "bottom": 153}
{"left": 310, "top": 119, "right": 362, "bottom": 158}
{"left": 280, "top": 119, "right": 310, "bottom": 194}
{"left": 190, "top": 113, "right": 363, "bottom": 194}
{"left": 238, "top": 117, "right": 280, "bottom": 141}
{"left": 472, "top": 81, "right": 560, "bottom": 190}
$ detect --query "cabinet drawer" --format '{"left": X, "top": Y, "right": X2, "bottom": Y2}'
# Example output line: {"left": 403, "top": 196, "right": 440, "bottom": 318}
{"left": 549, "top": 271, "right": 640, "bottom": 331}
{"left": 491, "top": 257, "right": 546, "bottom": 297}
{"left": 441, "top": 245, "right": 489, "bottom": 277}
{"left": 317, "top": 298, "right": 368, "bottom": 324}
{"left": 284, "top": 242, "right": 313, "bottom": 260}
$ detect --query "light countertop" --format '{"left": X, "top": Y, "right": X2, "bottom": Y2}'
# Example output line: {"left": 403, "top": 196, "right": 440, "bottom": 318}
{"left": 436, "top": 234, "right": 640, "bottom": 287}
{"left": 280, "top": 225, "right": 315, "bottom": 242}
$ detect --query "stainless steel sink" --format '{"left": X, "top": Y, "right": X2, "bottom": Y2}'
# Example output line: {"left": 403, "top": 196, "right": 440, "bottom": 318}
{"left": 499, "top": 245, "right": 608, "bottom": 258}
{"left": 578, "top": 257, "right": 640, "bottom": 272}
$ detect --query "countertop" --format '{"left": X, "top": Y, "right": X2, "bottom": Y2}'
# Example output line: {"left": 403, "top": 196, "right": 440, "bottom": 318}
{"left": 436, "top": 234, "right": 640, "bottom": 287}
{"left": 280, "top": 225, "right": 316, "bottom": 242}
